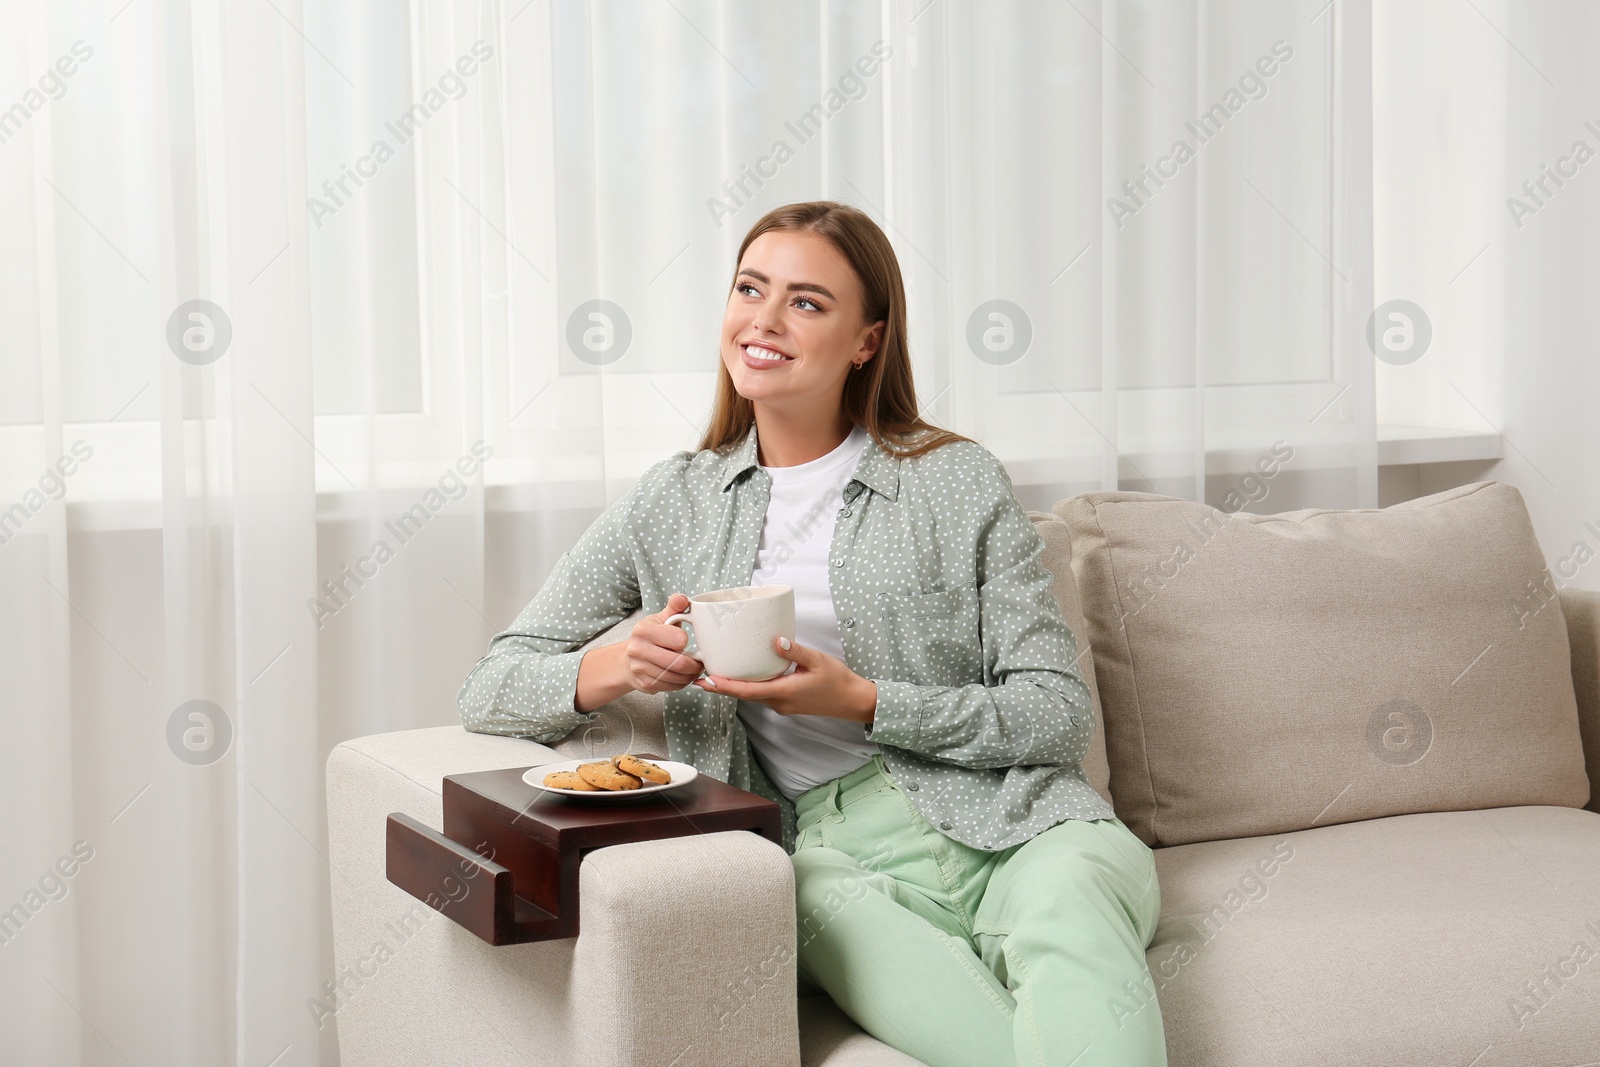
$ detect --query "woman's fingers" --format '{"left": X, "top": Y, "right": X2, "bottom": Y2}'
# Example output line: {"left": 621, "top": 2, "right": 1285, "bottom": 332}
{"left": 647, "top": 643, "right": 703, "bottom": 675}
{"left": 654, "top": 591, "right": 689, "bottom": 615}
{"left": 634, "top": 667, "right": 697, "bottom": 692}
{"left": 631, "top": 644, "right": 703, "bottom": 688}
{"left": 645, "top": 614, "right": 693, "bottom": 650}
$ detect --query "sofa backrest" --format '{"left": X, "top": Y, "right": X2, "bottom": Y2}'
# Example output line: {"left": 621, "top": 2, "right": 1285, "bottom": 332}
{"left": 1057, "top": 480, "right": 1592, "bottom": 847}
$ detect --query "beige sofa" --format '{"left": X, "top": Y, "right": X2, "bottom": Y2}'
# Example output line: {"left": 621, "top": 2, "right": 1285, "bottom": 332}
{"left": 326, "top": 480, "right": 1600, "bottom": 1066}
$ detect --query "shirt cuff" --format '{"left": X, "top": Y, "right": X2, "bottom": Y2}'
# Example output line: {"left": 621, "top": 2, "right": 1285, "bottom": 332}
{"left": 543, "top": 648, "right": 593, "bottom": 720}
{"left": 863, "top": 679, "right": 922, "bottom": 751}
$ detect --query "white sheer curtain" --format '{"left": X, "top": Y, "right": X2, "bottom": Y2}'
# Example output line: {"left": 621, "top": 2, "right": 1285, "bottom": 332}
{"left": 1, "top": 1, "right": 1374, "bottom": 1063}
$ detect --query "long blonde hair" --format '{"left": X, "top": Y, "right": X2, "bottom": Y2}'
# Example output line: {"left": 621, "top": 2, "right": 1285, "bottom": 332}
{"left": 695, "top": 200, "right": 974, "bottom": 460}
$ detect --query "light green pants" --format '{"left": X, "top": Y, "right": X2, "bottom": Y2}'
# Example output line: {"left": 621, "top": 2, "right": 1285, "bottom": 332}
{"left": 791, "top": 754, "right": 1167, "bottom": 1067}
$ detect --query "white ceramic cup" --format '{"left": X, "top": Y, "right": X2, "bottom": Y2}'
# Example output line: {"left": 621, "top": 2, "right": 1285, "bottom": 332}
{"left": 664, "top": 584, "right": 795, "bottom": 682}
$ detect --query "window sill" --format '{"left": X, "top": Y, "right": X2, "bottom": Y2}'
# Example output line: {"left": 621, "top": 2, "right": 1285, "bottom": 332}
{"left": 45, "top": 426, "right": 1501, "bottom": 533}
{"left": 991, "top": 424, "right": 1500, "bottom": 487}
{"left": 1373, "top": 424, "right": 1503, "bottom": 466}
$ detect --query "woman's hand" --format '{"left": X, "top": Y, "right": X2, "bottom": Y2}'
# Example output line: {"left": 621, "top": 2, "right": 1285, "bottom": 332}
{"left": 694, "top": 636, "right": 878, "bottom": 724}
{"left": 619, "top": 593, "right": 707, "bottom": 695}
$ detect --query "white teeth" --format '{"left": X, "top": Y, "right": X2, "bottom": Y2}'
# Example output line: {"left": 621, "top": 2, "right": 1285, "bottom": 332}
{"left": 745, "top": 345, "right": 790, "bottom": 362}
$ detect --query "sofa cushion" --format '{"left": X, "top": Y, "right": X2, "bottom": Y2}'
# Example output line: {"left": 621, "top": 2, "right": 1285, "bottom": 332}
{"left": 799, "top": 995, "right": 927, "bottom": 1065}
{"left": 1028, "top": 509, "right": 1114, "bottom": 808}
{"left": 1059, "top": 481, "right": 1591, "bottom": 846}
{"left": 1145, "top": 806, "right": 1600, "bottom": 1067}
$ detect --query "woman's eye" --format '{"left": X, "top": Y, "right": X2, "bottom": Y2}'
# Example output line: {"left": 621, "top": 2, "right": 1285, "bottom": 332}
{"left": 734, "top": 283, "right": 819, "bottom": 312}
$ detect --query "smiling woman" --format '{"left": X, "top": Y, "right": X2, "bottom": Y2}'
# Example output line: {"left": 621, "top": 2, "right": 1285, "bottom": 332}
{"left": 457, "top": 200, "right": 1168, "bottom": 1067}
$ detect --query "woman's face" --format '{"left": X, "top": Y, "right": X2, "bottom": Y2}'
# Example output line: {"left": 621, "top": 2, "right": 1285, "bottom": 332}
{"left": 720, "top": 229, "right": 882, "bottom": 410}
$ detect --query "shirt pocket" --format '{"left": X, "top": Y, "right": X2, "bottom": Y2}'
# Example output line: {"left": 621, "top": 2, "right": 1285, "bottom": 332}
{"left": 876, "top": 583, "right": 983, "bottom": 688}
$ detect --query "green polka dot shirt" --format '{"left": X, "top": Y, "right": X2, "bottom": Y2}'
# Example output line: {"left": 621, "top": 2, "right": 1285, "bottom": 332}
{"left": 457, "top": 423, "right": 1116, "bottom": 854}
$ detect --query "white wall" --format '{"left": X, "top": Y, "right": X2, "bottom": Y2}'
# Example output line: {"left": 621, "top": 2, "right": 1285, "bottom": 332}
{"left": 1375, "top": 0, "right": 1600, "bottom": 591}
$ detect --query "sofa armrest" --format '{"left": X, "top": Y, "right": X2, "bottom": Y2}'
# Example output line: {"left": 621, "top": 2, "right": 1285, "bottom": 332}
{"left": 576, "top": 832, "right": 799, "bottom": 1063}
{"left": 1560, "top": 588, "right": 1600, "bottom": 815}
{"left": 326, "top": 725, "right": 800, "bottom": 1067}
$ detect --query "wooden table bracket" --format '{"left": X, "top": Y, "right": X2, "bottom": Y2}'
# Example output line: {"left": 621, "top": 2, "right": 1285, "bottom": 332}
{"left": 385, "top": 755, "right": 783, "bottom": 944}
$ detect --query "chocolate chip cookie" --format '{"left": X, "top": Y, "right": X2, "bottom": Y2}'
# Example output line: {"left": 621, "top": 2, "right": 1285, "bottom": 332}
{"left": 541, "top": 770, "right": 599, "bottom": 791}
{"left": 614, "top": 754, "right": 671, "bottom": 785}
{"left": 576, "top": 759, "right": 643, "bottom": 790}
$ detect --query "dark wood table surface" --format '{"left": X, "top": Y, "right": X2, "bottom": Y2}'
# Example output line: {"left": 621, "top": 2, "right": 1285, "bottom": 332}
{"left": 386, "top": 754, "right": 783, "bottom": 944}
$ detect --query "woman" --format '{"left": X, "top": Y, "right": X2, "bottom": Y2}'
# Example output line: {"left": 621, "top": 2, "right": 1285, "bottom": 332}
{"left": 458, "top": 201, "right": 1166, "bottom": 1067}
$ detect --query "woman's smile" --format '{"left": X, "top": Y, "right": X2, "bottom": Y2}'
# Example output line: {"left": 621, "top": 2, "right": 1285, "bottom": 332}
{"left": 741, "top": 342, "right": 795, "bottom": 368}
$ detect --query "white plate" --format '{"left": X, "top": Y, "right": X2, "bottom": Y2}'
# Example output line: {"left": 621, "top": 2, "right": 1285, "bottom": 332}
{"left": 523, "top": 757, "right": 698, "bottom": 799}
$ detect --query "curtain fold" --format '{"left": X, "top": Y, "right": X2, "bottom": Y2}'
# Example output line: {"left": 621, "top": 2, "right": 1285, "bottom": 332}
{"left": 0, "top": 2, "right": 1380, "bottom": 1063}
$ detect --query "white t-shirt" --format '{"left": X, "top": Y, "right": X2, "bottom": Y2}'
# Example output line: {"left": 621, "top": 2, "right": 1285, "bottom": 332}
{"left": 738, "top": 423, "right": 879, "bottom": 799}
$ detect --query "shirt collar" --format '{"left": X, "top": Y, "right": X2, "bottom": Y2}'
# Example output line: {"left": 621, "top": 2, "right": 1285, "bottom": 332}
{"left": 718, "top": 421, "right": 900, "bottom": 502}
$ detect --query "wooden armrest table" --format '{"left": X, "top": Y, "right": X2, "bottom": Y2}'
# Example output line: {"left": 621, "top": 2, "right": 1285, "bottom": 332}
{"left": 385, "top": 754, "right": 784, "bottom": 944}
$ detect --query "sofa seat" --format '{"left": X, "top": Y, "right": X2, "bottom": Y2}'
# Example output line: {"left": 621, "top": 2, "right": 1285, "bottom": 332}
{"left": 799, "top": 994, "right": 927, "bottom": 1065}
{"left": 1146, "top": 805, "right": 1600, "bottom": 1067}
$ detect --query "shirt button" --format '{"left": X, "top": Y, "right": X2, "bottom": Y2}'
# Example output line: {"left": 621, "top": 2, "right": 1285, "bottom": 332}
{"left": 1069, "top": 715, "right": 1079, "bottom": 727}
{"left": 939, "top": 821, "right": 952, "bottom": 831}
{"left": 907, "top": 782, "right": 919, "bottom": 791}
{"left": 839, "top": 508, "right": 852, "bottom": 517}
{"left": 843, "top": 618, "right": 855, "bottom": 628}
{"left": 832, "top": 558, "right": 843, "bottom": 567}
